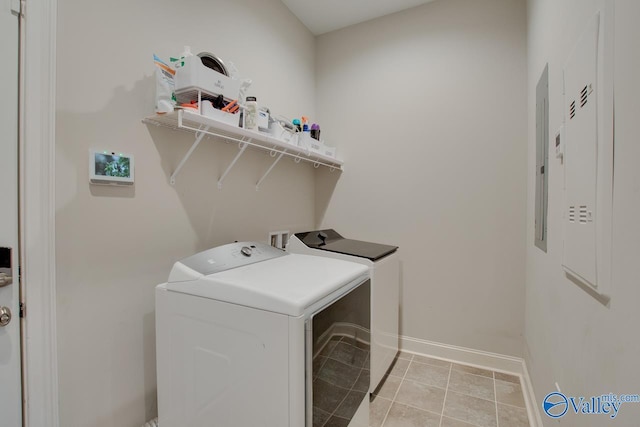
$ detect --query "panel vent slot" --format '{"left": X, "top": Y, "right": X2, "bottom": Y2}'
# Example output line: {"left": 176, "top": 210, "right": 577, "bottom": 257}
{"left": 570, "top": 101, "right": 576, "bottom": 119}
{"left": 579, "top": 205, "right": 588, "bottom": 224}
{"left": 569, "top": 206, "right": 575, "bottom": 223}
{"left": 580, "top": 85, "right": 589, "bottom": 107}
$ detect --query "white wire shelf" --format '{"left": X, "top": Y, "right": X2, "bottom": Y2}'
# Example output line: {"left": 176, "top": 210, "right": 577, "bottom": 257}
{"left": 142, "top": 109, "right": 343, "bottom": 190}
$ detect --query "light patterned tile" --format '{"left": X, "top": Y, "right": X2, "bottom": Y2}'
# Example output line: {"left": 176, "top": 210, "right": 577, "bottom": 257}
{"left": 368, "top": 358, "right": 530, "bottom": 427}
{"left": 370, "top": 395, "right": 392, "bottom": 427}
{"left": 447, "top": 370, "right": 495, "bottom": 401}
{"left": 394, "top": 379, "right": 446, "bottom": 414}
{"left": 494, "top": 372, "right": 521, "bottom": 384}
{"left": 374, "top": 374, "right": 402, "bottom": 400}
{"left": 396, "top": 350, "right": 414, "bottom": 361}
{"left": 389, "top": 357, "right": 411, "bottom": 378}
{"left": 443, "top": 390, "right": 497, "bottom": 427}
{"left": 412, "top": 354, "right": 452, "bottom": 369}
{"left": 451, "top": 363, "right": 494, "bottom": 379}
{"left": 383, "top": 402, "right": 441, "bottom": 427}
{"left": 440, "top": 416, "right": 479, "bottom": 427}
{"left": 404, "top": 361, "right": 450, "bottom": 389}
{"left": 495, "top": 379, "right": 526, "bottom": 408}
{"left": 497, "top": 403, "right": 530, "bottom": 426}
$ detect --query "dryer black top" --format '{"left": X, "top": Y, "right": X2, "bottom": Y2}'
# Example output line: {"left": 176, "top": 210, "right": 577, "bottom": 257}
{"left": 295, "top": 229, "right": 398, "bottom": 262}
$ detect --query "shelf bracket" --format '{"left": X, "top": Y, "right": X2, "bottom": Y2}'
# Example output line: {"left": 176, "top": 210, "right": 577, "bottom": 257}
{"left": 169, "top": 126, "right": 210, "bottom": 185}
{"left": 218, "top": 138, "right": 249, "bottom": 189}
{"left": 256, "top": 150, "right": 287, "bottom": 191}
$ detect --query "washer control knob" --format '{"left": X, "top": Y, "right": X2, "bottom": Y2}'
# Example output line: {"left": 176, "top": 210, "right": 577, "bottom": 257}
{"left": 0, "top": 307, "right": 11, "bottom": 327}
{"left": 241, "top": 246, "right": 253, "bottom": 257}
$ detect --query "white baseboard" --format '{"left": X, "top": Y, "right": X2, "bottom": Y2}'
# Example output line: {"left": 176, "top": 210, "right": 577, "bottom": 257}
{"left": 399, "top": 335, "right": 543, "bottom": 427}
{"left": 521, "top": 359, "right": 545, "bottom": 427}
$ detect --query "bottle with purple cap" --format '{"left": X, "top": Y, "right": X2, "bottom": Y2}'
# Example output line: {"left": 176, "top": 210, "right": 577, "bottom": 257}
{"left": 310, "top": 123, "right": 321, "bottom": 140}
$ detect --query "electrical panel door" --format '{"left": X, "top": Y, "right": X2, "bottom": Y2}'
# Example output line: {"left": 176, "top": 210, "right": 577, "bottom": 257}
{"left": 562, "top": 5, "right": 614, "bottom": 294}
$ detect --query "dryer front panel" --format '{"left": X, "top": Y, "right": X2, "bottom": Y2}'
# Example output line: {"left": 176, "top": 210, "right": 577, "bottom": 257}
{"left": 157, "top": 289, "right": 290, "bottom": 427}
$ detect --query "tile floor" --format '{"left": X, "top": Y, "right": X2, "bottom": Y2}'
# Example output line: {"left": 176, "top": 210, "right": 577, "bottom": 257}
{"left": 370, "top": 352, "right": 531, "bottom": 427}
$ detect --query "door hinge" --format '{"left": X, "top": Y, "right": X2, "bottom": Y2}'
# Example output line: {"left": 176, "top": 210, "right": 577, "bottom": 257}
{"left": 19, "top": 302, "right": 25, "bottom": 318}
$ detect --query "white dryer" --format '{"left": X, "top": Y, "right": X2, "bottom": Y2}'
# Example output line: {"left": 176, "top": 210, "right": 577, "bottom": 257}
{"left": 287, "top": 230, "right": 399, "bottom": 393}
{"left": 156, "top": 242, "right": 371, "bottom": 427}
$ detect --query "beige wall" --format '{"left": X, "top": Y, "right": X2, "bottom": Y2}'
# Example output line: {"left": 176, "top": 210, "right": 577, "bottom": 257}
{"left": 315, "top": 0, "right": 528, "bottom": 356}
{"left": 525, "top": 0, "right": 640, "bottom": 425}
{"left": 55, "top": 1, "right": 316, "bottom": 426}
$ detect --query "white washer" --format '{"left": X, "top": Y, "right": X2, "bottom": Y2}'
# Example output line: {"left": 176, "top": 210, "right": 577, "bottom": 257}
{"left": 287, "top": 230, "right": 399, "bottom": 393}
{"left": 156, "top": 242, "right": 371, "bottom": 427}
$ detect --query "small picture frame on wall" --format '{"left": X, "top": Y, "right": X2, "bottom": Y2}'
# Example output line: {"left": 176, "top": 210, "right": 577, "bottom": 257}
{"left": 89, "top": 150, "right": 135, "bottom": 185}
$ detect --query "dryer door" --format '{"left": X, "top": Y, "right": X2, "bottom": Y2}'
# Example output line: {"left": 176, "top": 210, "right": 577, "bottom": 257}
{"left": 306, "top": 280, "right": 370, "bottom": 427}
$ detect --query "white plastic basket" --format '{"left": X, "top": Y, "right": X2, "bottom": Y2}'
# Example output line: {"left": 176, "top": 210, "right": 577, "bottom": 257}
{"left": 174, "top": 56, "right": 241, "bottom": 102}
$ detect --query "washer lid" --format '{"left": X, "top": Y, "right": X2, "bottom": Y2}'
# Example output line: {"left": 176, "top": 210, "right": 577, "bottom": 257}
{"left": 166, "top": 244, "right": 369, "bottom": 316}
{"left": 295, "top": 229, "right": 398, "bottom": 261}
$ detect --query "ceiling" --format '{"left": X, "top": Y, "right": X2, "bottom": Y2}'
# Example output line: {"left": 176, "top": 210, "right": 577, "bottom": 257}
{"left": 280, "top": 0, "right": 437, "bottom": 36}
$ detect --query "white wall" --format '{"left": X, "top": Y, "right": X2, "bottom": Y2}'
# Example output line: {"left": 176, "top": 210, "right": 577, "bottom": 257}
{"left": 315, "top": 0, "right": 528, "bottom": 357}
{"left": 525, "top": 0, "right": 640, "bottom": 425}
{"left": 55, "top": 1, "right": 316, "bottom": 426}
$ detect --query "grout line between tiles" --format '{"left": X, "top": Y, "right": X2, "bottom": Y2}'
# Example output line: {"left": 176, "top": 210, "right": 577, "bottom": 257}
{"left": 380, "top": 400, "right": 445, "bottom": 419}
{"left": 435, "top": 397, "right": 531, "bottom": 427}
{"left": 493, "top": 371, "right": 500, "bottom": 427}
{"left": 451, "top": 367, "right": 495, "bottom": 381}
{"left": 438, "top": 363, "right": 453, "bottom": 427}
{"left": 374, "top": 357, "right": 533, "bottom": 427}
{"left": 442, "top": 414, "right": 486, "bottom": 427}
{"left": 396, "top": 363, "right": 450, "bottom": 393}
{"left": 379, "top": 353, "right": 413, "bottom": 427}
{"left": 397, "top": 379, "right": 448, "bottom": 393}
{"left": 444, "top": 388, "right": 498, "bottom": 405}
{"left": 496, "top": 401, "right": 528, "bottom": 410}
{"left": 452, "top": 370, "right": 495, "bottom": 381}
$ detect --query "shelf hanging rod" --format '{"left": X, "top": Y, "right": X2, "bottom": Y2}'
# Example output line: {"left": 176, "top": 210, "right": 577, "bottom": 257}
{"left": 218, "top": 138, "right": 249, "bottom": 189}
{"left": 256, "top": 151, "right": 287, "bottom": 191}
{"left": 169, "top": 125, "right": 210, "bottom": 185}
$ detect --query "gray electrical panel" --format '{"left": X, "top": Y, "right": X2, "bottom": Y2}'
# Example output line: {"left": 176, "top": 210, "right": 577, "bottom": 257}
{"left": 535, "top": 65, "right": 549, "bottom": 252}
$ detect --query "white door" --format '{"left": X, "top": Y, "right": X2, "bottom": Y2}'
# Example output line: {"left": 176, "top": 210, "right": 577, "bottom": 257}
{"left": 0, "top": 0, "right": 22, "bottom": 425}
